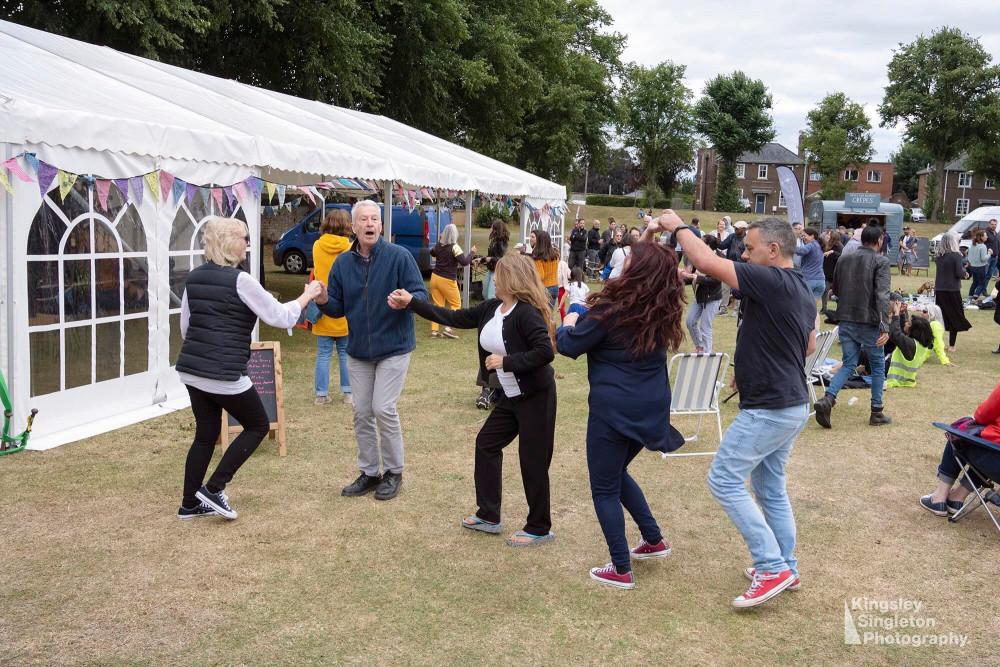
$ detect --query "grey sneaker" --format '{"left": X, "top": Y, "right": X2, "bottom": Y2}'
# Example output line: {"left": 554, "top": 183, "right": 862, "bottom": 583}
{"left": 315, "top": 395, "right": 332, "bottom": 405}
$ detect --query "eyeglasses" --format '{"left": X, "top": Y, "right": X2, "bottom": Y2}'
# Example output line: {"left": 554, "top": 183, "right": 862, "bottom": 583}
{"left": 244, "top": 235, "right": 251, "bottom": 245}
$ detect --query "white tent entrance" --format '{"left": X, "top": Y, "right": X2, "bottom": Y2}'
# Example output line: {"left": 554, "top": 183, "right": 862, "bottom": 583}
{"left": 0, "top": 20, "right": 565, "bottom": 450}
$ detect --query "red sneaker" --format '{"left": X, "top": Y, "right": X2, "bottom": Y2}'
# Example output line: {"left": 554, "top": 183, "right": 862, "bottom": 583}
{"left": 630, "top": 539, "right": 672, "bottom": 560}
{"left": 745, "top": 567, "right": 800, "bottom": 591}
{"left": 589, "top": 563, "right": 635, "bottom": 589}
{"left": 732, "top": 569, "right": 795, "bottom": 608}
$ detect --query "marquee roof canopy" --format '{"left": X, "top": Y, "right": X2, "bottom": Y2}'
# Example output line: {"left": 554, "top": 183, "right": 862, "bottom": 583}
{"left": 0, "top": 20, "right": 565, "bottom": 201}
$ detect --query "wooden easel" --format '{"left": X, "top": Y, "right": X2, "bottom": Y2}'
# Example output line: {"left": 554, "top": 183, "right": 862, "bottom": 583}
{"left": 220, "top": 341, "right": 287, "bottom": 456}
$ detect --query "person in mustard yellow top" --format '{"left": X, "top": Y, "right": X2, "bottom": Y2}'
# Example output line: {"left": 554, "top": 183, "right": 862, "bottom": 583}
{"left": 531, "top": 230, "right": 560, "bottom": 307}
{"left": 312, "top": 209, "right": 353, "bottom": 405}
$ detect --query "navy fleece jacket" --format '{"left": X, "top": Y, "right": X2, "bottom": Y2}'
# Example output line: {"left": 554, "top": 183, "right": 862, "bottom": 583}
{"left": 318, "top": 237, "right": 428, "bottom": 362}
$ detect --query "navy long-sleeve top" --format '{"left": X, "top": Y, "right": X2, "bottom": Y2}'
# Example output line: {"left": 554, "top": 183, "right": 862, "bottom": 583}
{"left": 556, "top": 308, "right": 684, "bottom": 453}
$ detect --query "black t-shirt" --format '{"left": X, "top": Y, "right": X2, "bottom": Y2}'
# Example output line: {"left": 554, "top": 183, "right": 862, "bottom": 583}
{"left": 733, "top": 263, "right": 815, "bottom": 410}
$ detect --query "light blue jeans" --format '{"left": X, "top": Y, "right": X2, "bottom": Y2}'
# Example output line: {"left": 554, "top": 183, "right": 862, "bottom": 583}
{"left": 315, "top": 335, "right": 351, "bottom": 396}
{"left": 685, "top": 300, "right": 720, "bottom": 352}
{"left": 707, "top": 404, "right": 809, "bottom": 577}
{"left": 826, "top": 321, "right": 884, "bottom": 408}
{"left": 484, "top": 270, "right": 496, "bottom": 299}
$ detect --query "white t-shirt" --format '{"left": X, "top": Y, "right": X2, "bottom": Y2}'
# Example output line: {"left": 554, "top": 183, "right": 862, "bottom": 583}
{"left": 479, "top": 302, "right": 521, "bottom": 398}
{"left": 566, "top": 282, "right": 590, "bottom": 306}
{"left": 609, "top": 247, "right": 630, "bottom": 279}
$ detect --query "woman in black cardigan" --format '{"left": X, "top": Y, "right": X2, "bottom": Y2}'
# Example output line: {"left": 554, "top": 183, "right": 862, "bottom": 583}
{"left": 388, "top": 253, "right": 558, "bottom": 546}
{"left": 934, "top": 231, "right": 972, "bottom": 351}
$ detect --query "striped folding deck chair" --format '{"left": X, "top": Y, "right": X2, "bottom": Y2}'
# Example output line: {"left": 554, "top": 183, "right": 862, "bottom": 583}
{"left": 806, "top": 327, "right": 838, "bottom": 415}
{"left": 662, "top": 352, "right": 729, "bottom": 458}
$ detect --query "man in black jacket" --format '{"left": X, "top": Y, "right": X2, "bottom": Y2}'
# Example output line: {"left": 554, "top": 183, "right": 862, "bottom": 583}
{"left": 813, "top": 225, "right": 892, "bottom": 429}
{"left": 568, "top": 218, "right": 588, "bottom": 271}
{"left": 587, "top": 220, "right": 602, "bottom": 269}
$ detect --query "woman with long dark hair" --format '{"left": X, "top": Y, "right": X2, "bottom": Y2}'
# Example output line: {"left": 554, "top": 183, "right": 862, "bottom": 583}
{"left": 530, "top": 229, "right": 560, "bottom": 306}
{"left": 483, "top": 219, "right": 510, "bottom": 300}
{"left": 820, "top": 231, "right": 842, "bottom": 313}
{"left": 388, "top": 253, "right": 558, "bottom": 546}
{"left": 556, "top": 241, "right": 687, "bottom": 589}
{"left": 934, "top": 232, "right": 972, "bottom": 351}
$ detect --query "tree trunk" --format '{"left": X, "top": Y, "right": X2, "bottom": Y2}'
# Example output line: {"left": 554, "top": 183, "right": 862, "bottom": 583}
{"left": 932, "top": 158, "right": 946, "bottom": 221}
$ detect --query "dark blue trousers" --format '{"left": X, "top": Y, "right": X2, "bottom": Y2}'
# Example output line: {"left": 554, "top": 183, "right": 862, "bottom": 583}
{"left": 586, "top": 414, "right": 662, "bottom": 571}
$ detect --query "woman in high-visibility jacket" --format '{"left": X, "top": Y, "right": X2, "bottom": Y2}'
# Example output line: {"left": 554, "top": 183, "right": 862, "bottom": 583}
{"left": 884, "top": 301, "right": 939, "bottom": 389}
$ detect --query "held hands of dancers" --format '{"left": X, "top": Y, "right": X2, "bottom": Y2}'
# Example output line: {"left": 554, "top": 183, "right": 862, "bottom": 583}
{"left": 298, "top": 280, "right": 326, "bottom": 308}
{"left": 387, "top": 289, "right": 412, "bottom": 309}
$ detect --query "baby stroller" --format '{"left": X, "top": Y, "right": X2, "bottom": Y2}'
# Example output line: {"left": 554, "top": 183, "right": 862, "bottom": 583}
{"left": 585, "top": 251, "right": 602, "bottom": 282}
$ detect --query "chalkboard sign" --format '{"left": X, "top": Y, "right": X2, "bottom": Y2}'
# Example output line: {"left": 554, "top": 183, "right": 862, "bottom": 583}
{"left": 220, "top": 341, "right": 287, "bottom": 456}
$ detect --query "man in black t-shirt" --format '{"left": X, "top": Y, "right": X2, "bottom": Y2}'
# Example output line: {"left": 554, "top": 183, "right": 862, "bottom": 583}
{"left": 644, "top": 213, "right": 816, "bottom": 610}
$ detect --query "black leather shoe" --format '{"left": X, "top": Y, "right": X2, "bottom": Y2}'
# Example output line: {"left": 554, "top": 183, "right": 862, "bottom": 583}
{"left": 993, "top": 346, "right": 1000, "bottom": 355}
{"left": 869, "top": 407, "right": 892, "bottom": 426}
{"left": 813, "top": 395, "right": 835, "bottom": 429}
{"left": 375, "top": 471, "right": 403, "bottom": 501}
{"left": 341, "top": 473, "right": 382, "bottom": 497}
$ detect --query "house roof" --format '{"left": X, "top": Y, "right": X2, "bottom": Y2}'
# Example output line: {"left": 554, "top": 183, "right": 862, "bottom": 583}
{"left": 916, "top": 155, "right": 966, "bottom": 175}
{"left": 739, "top": 143, "right": 804, "bottom": 165}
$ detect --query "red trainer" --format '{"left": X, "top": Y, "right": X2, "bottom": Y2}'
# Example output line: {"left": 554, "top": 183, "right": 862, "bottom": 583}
{"left": 589, "top": 563, "right": 635, "bottom": 589}
{"left": 745, "top": 567, "right": 801, "bottom": 591}
{"left": 732, "top": 569, "right": 795, "bottom": 608}
{"left": 630, "top": 539, "right": 672, "bottom": 560}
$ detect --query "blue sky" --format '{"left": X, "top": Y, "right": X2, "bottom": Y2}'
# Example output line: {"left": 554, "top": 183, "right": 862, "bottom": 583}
{"left": 601, "top": 0, "right": 1000, "bottom": 161}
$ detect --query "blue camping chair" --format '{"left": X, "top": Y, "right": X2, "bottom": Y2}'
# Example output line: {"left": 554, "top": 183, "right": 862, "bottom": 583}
{"left": 933, "top": 422, "right": 1000, "bottom": 534}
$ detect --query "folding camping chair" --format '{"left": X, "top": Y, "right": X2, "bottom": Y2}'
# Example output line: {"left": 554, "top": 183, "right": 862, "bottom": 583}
{"left": 806, "top": 327, "right": 838, "bottom": 416}
{"left": 662, "top": 352, "right": 729, "bottom": 458}
{"left": 933, "top": 422, "right": 1000, "bottom": 535}
{"left": 0, "top": 368, "right": 38, "bottom": 456}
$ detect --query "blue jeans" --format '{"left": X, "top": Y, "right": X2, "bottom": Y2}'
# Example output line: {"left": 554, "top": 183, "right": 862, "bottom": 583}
{"left": 315, "top": 335, "right": 351, "bottom": 396}
{"left": 484, "top": 270, "right": 496, "bottom": 299}
{"left": 806, "top": 278, "right": 826, "bottom": 300}
{"left": 546, "top": 285, "right": 558, "bottom": 308}
{"left": 826, "top": 321, "right": 885, "bottom": 408}
{"left": 988, "top": 256, "right": 998, "bottom": 280}
{"left": 587, "top": 415, "right": 662, "bottom": 571}
{"left": 969, "top": 265, "right": 988, "bottom": 299}
{"left": 707, "top": 404, "right": 809, "bottom": 577}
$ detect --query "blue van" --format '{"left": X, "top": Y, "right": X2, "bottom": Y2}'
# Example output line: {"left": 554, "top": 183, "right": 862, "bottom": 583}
{"left": 272, "top": 203, "right": 451, "bottom": 274}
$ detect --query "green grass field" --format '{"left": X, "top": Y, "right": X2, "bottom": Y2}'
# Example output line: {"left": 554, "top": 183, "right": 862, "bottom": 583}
{"left": 2, "top": 208, "right": 998, "bottom": 665}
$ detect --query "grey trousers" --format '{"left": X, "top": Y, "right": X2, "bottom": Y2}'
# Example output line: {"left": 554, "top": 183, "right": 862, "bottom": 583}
{"left": 347, "top": 353, "right": 411, "bottom": 476}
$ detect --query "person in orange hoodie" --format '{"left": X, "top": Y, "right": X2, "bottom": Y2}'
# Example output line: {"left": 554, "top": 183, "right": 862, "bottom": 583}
{"left": 919, "top": 380, "right": 1000, "bottom": 515}
{"left": 312, "top": 209, "right": 353, "bottom": 405}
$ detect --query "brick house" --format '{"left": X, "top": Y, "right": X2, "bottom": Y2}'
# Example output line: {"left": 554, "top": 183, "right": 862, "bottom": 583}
{"left": 916, "top": 155, "right": 999, "bottom": 222}
{"left": 695, "top": 143, "right": 806, "bottom": 213}
{"left": 804, "top": 161, "right": 894, "bottom": 202}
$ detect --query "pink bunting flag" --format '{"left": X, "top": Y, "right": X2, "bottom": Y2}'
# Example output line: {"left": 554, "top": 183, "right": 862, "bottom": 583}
{"left": 129, "top": 176, "right": 144, "bottom": 207}
{"left": 212, "top": 188, "right": 224, "bottom": 212}
{"left": 233, "top": 181, "right": 248, "bottom": 203}
{"left": 95, "top": 179, "right": 112, "bottom": 211}
{"left": 113, "top": 178, "right": 129, "bottom": 202}
{"left": 159, "top": 171, "right": 175, "bottom": 203}
{"left": 396, "top": 184, "right": 404, "bottom": 200}
{"left": 301, "top": 187, "right": 316, "bottom": 207}
{"left": 3, "top": 158, "right": 33, "bottom": 183}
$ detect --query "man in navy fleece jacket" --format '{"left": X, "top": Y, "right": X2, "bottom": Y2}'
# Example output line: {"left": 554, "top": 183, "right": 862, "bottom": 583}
{"left": 315, "top": 200, "right": 428, "bottom": 501}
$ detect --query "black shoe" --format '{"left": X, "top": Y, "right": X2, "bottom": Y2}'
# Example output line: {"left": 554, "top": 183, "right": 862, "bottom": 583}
{"left": 813, "top": 395, "right": 835, "bottom": 429}
{"left": 177, "top": 502, "right": 218, "bottom": 520}
{"left": 195, "top": 486, "right": 237, "bottom": 519}
{"left": 342, "top": 473, "right": 382, "bottom": 497}
{"left": 869, "top": 407, "right": 892, "bottom": 426}
{"left": 993, "top": 346, "right": 1000, "bottom": 355}
{"left": 375, "top": 471, "right": 403, "bottom": 501}
{"left": 476, "top": 388, "right": 490, "bottom": 410}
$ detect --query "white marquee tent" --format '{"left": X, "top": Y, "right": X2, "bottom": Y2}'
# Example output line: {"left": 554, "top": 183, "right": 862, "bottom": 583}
{"left": 0, "top": 20, "right": 566, "bottom": 450}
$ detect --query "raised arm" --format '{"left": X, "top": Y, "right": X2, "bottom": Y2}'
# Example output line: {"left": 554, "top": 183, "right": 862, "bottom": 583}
{"left": 649, "top": 211, "right": 739, "bottom": 290}
{"left": 406, "top": 295, "right": 487, "bottom": 329}
{"left": 237, "top": 271, "right": 319, "bottom": 329}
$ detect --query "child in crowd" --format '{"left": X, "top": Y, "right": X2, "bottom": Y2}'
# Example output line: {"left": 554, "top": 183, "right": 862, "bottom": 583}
{"left": 560, "top": 266, "right": 590, "bottom": 319}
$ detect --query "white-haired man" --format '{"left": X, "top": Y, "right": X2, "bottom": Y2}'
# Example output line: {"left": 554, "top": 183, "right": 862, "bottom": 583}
{"left": 315, "top": 200, "right": 428, "bottom": 500}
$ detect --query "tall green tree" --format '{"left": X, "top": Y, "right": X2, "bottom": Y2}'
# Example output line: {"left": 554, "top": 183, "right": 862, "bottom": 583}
{"left": 801, "top": 93, "right": 873, "bottom": 200}
{"left": 694, "top": 72, "right": 775, "bottom": 212}
{"left": 879, "top": 27, "right": 1000, "bottom": 221}
{"left": 616, "top": 62, "right": 695, "bottom": 206}
{"left": 889, "top": 140, "right": 932, "bottom": 201}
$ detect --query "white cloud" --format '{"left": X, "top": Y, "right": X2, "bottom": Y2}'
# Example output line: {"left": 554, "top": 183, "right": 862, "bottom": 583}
{"left": 602, "top": 0, "right": 1000, "bottom": 161}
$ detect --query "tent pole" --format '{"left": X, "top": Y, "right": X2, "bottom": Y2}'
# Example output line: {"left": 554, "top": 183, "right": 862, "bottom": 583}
{"left": 384, "top": 180, "right": 393, "bottom": 241}
{"left": 463, "top": 191, "right": 473, "bottom": 307}
{"left": 4, "top": 143, "right": 13, "bottom": 388}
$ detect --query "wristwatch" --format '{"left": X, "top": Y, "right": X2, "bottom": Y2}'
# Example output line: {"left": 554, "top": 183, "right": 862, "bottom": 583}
{"left": 673, "top": 225, "right": 694, "bottom": 235}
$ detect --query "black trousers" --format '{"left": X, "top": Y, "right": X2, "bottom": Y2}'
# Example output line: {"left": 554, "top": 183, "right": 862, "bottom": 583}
{"left": 568, "top": 250, "right": 587, "bottom": 271}
{"left": 474, "top": 380, "right": 556, "bottom": 535}
{"left": 182, "top": 384, "right": 270, "bottom": 507}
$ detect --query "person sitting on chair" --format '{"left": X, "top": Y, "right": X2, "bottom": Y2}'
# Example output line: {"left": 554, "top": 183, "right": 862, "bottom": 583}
{"left": 920, "top": 380, "right": 1000, "bottom": 515}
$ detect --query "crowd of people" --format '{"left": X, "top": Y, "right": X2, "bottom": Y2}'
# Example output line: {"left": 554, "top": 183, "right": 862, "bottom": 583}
{"left": 173, "top": 202, "right": 1000, "bottom": 612}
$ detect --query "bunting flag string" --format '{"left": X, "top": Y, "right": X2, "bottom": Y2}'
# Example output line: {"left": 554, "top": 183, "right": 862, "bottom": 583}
{"left": 96, "top": 179, "right": 112, "bottom": 211}
{"left": 129, "top": 176, "right": 144, "bottom": 207}
{"left": 38, "top": 162, "right": 58, "bottom": 197}
{"left": 144, "top": 171, "right": 161, "bottom": 203}
{"left": 23, "top": 153, "right": 40, "bottom": 176}
{"left": 0, "top": 169, "right": 12, "bottom": 195}
{"left": 113, "top": 178, "right": 129, "bottom": 202}
{"left": 172, "top": 178, "right": 186, "bottom": 207}
{"left": 159, "top": 170, "right": 174, "bottom": 203}
{"left": 3, "top": 158, "right": 33, "bottom": 183}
